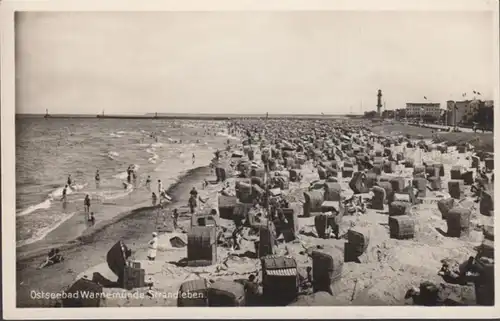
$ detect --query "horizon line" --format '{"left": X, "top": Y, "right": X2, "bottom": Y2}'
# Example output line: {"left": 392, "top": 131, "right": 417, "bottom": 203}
{"left": 16, "top": 112, "right": 366, "bottom": 116}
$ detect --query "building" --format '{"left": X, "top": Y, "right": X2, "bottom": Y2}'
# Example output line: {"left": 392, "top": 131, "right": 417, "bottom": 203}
{"left": 446, "top": 99, "right": 494, "bottom": 126}
{"left": 405, "top": 102, "right": 441, "bottom": 118}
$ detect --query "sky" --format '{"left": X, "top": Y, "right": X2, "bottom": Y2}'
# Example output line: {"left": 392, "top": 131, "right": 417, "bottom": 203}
{"left": 15, "top": 10, "right": 496, "bottom": 115}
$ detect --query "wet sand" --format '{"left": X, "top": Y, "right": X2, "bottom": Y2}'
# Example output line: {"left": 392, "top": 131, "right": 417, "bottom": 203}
{"left": 16, "top": 166, "right": 213, "bottom": 307}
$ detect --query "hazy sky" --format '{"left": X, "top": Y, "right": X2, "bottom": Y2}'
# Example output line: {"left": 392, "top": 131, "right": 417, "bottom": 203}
{"left": 16, "top": 11, "right": 496, "bottom": 115}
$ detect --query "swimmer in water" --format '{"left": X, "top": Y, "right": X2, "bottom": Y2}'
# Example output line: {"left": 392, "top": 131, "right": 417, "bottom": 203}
{"left": 192, "top": 153, "right": 196, "bottom": 165}
{"left": 95, "top": 170, "right": 100, "bottom": 189}
{"left": 146, "top": 175, "right": 152, "bottom": 190}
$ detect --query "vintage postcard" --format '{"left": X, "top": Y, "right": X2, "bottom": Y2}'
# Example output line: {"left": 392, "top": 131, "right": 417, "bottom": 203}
{"left": 1, "top": 0, "right": 499, "bottom": 319}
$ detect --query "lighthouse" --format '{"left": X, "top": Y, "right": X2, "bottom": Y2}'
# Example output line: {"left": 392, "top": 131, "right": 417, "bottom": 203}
{"left": 377, "top": 89, "right": 383, "bottom": 116}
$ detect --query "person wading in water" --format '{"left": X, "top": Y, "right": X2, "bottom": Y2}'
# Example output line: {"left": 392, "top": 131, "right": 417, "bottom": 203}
{"left": 84, "top": 194, "right": 91, "bottom": 220}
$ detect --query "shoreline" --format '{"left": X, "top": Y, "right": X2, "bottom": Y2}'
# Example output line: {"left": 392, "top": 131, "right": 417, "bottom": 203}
{"left": 16, "top": 165, "right": 213, "bottom": 261}
{"left": 15, "top": 166, "right": 192, "bottom": 261}
{"left": 16, "top": 165, "right": 216, "bottom": 307}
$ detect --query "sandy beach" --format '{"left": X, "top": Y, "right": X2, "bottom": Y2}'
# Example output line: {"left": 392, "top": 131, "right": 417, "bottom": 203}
{"left": 16, "top": 165, "right": 218, "bottom": 307}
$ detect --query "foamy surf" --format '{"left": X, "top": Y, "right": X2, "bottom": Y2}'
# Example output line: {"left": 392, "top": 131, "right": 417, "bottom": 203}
{"left": 110, "top": 133, "right": 123, "bottom": 138}
{"left": 93, "top": 188, "right": 134, "bottom": 201}
{"left": 107, "top": 151, "right": 119, "bottom": 160}
{"left": 217, "top": 131, "right": 240, "bottom": 140}
{"left": 16, "top": 211, "right": 78, "bottom": 247}
{"left": 49, "top": 183, "right": 88, "bottom": 199}
{"left": 148, "top": 155, "right": 159, "bottom": 164}
{"left": 17, "top": 199, "right": 52, "bottom": 217}
{"left": 113, "top": 172, "right": 128, "bottom": 180}
{"left": 150, "top": 142, "right": 164, "bottom": 148}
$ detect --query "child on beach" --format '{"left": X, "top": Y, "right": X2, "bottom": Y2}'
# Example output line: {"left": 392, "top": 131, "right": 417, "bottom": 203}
{"left": 152, "top": 192, "right": 157, "bottom": 206}
{"left": 172, "top": 209, "right": 179, "bottom": 230}
{"left": 147, "top": 232, "right": 158, "bottom": 261}
{"left": 89, "top": 212, "right": 95, "bottom": 226}
{"left": 38, "top": 248, "right": 64, "bottom": 269}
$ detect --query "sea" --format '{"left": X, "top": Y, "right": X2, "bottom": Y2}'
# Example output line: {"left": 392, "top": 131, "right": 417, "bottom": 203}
{"left": 15, "top": 117, "right": 234, "bottom": 253}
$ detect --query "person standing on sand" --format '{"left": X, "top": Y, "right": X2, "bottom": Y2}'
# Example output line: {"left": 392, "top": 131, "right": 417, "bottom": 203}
{"left": 158, "top": 179, "right": 163, "bottom": 194}
{"left": 95, "top": 170, "right": 100, "bottom": 189}
{"left": 188, "top": 194, "right": 197, "bottom": 214}
{"left": 244, "top": 274, "right": 261, "bottom": 306}
{"left": 172, "top": 209, "right": 179, "bottom": 230}
{"left": 89, "top": 212, "right": 95, "bottom": 226}
{"left": 190, "top": 187, "right": 198, "bottom": 198}
{"left": 84, "top": 194, "right": 91, "bottom": 219}
{"left": 147, "top": 232, "right": 158, "bottom": 261}
{"left": 152, "top": 192, "right": 157, "bottom": 206}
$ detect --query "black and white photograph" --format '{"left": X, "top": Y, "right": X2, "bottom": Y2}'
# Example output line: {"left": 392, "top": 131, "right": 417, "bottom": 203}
{"left": 2, "top": 0, "right": 499, "bottom": 319}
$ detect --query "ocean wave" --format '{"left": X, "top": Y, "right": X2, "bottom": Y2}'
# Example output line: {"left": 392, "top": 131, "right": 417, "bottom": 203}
{"left": 218, "top": 131, "right": 240, "bottom": 140}
{"left": 150, "top": 142, "right": 164, "bottom": 148}
{"left": 112, "top": 164, "right": 140, "bottom": 180}
{"left": 16, "top": 211, "right": 78, "bottom": 247}
{"left": 92, "top": 187, "right": 134, "bottom": 201}
{"left": 113, "top": 172, "right": 128, "bottom": 180}
{"left": 49, "top": 183, "right": 88, "bottom": 199}
{"left": 110, "top": 133, "right": 123, "bottom": 138}
{"left": 16, "top": 199, "right": 52, "bottom": 217}
{"left": 148, "top": 154, "right": 159, "bottom": 164}
{"left": 107, "top": 151, "right": 120, "bottom": 160}
{"left": 16, "top": 164, "right": 209, "bottom": 257}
